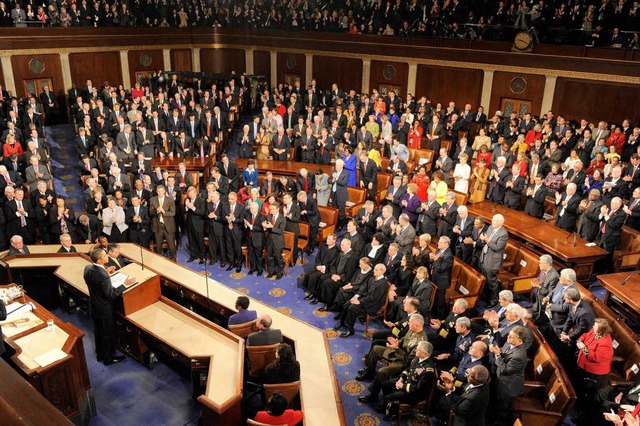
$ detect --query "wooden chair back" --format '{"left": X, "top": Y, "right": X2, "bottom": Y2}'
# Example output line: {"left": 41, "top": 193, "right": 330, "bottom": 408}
{"left": 229, "top": 320, "right": 258, "bottom": 339}
{"left": 246, "top": 343, "right": 280, "bottom": 377}
{"left": 263, "top": 381, "right": 301, "bottom": 409}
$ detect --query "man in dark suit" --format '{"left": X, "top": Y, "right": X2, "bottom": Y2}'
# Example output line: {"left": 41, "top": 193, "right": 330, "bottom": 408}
{"left": 489, "top": 326, "right": 528, "bottom": 426}
{"left": 236, "top": 124, "right": 253, "bottom": 159}
{"left": 218, "top": 154, "right": 240, "bottom": 193}
{"left": 355, "top": 201, "right": 378, "bottom": 243}
{"left": 437, "top": 365, "right": 491, "bottom": 426}
{"left": 602, "top": 166, "right": 628, "bottom": 206}
{"left": 263, "top": 202, "right": 286, "bottom": 279}
{"left": 57, "top": 233, "right": 77, "bottom": 253}
{"left": 243, "top": 201, "right": 265, "bottom": 276}
{"left": 184, "top": 186, "right": 206, "bottom": 264}
{"left": 430, "top": 236, "right": 455, "bottom": 319}
{"left": 437, "top": 192, "right": 458, "bottom": 241}
{"left": 577, "top": 189, "right": 604, "bottom": 242}
{"left": 297, "top": 191, "right": 320, "bottom": 251}
{"left": 295, "top": 168, "right": 316, "bottom": 198}
{"left": 5, "top": 188, "right": 36, "bottom": 244}
{"left": 84, "top": 248, "right": 133, "bottom": 365}
{"left": 382, "top": 243, "right": 402, "bottom": 286}
{"left": 598, "top": 197, "right": 627, "bottom": 271}
{"left": 209, "top": 167, "right": 230, "bottom": 200}
{"left": 624, "top": 187, "right": 640, "bottom": 231}
{"left": 105, "top": 243, "right": 132, "bottom": 271}
{"left": 125, "top": 195, "right": 150, "bottom": 249}
{"left": 0, "top": 165, "right": 22, "bottom": 193}
{"left": 271, "top": 127, "right": 290, "bottom": 161}
{"left": 329, "top": 159, "right": 349, "bottom": 230}
{"left": 541, "top": 268, "right": 579, "bottom": 336}
{"left": 260, "top": 172, "right": 277, "bottom": 197}
{"left": 557, "top": 288, "right": 595, "bottom": 345}
{"left": 480, "top": 214, "right": 509, "bottom": 307}
{"left": 453, "top": 206, "right": 475, "bottom": 264}
{"left": 554, "top": 183, "right": 581, "bottom": 233}
{"left": 204, "top": 185, "right": 227, "bottom": 266}
{"left": 563, "top": 161, "right": 587, "bottom": 195}
{"left": 174, "top": 131, "right": 192, "bottom": 158}
{"left": 359, "top": 152, "right": 379, "bottom": 201}
{"left": 425, "top": 115, "right": 445, "bottom": 157}
{"left": 385, "top": 175, "right": 407, "bottom": 219}
{"left": 282, "top": 192, "right": 301, "bottom": 260}
{"left": 75, "top": 127, "right": 94, "bottom": 159}
{"left": 223, "top": 192, "right": 245, "bottom": 273}
{"left": 416, "top": 190, "right": 440, "bottom": 237}
{"left": 488, "top": 157, "right": 511, "bottom": 204}
{"left": 246, "top": 315, "right": 282, "bottom": 346}
{"left": 7, "top": 234, "right": 30, "bottom": 255}
{"left": 335, "top": 263, "right": 389, "bottom": 337}
{"left": 524, "top": 175, "right": 548, "bottom": 219}
{"left": 503, "top": 164, "right": 526, "bottom": 210}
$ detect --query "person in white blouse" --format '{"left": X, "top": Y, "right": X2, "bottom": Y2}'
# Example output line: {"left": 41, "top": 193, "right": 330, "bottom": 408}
{"left": 380, "top": 114, "right": 393, "bottom": 141}
{"left": 453, "top": 153, "right": 471, "bottom": 194}
{"left": 102, "top": 197, "right": 128, "bottom": 242}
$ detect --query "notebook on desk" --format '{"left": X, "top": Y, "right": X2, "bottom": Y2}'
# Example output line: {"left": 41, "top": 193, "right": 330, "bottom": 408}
{"left": 110, "top": 273, "right": 137, "bottom": 289}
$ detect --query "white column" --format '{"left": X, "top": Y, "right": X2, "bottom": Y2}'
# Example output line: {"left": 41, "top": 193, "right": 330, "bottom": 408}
{"left": 361, "top": 59, "right": 371, "bottom": 94}
{"left": 163, "top": 49, "right": 171, "bottom": 71}
{"left": 0, "top": 55, "right": 15, "bottom": 96}
{"left": 269, "top": 51, "right": 277, "bottom": 88}
{"left": 407, "top": 62, "right": 418, "bottom": 96}
{"left": 119, "top": 50, "right": 131, "bottom": 90}
{"left": 540, "top": 75, "right": 557, "bottom": 116}
{"left": 191, "top": 48, "right": 201, "bottom": 72}
{"left": 480, "top": 70, "right": 494, "bottom": 110}
{"left": 245, "top": 49, "right": 254, "bottom": 74}
{"left": 305, "top": 54, "right": 313, "bottom": 88}
{"left": 59, "top": 53, "right": 73, "bottom": 93}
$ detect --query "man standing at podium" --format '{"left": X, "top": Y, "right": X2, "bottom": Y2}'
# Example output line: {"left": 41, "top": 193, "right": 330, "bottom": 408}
{"left": 84, "top": 248, "right": 133, "bottom": 365}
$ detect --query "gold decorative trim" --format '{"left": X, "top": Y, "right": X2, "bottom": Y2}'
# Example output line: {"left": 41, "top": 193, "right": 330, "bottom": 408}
{"left": 0, "top": 43, "right": 637, "bottom": 85}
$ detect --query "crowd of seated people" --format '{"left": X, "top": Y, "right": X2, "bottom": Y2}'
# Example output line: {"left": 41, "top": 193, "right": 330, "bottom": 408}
{"left": 1, "top": 0, "right": 638, "bottom": 47}
{"left": 0, "top": 69, "right": 639, "bottom": 424}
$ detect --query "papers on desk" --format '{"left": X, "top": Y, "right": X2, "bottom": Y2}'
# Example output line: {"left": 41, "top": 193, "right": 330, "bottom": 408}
{"left": 418, "top": 158, "right": 429, "bottom": 166}
{"left": 1, "top": 303, "right": 42, "bottom": 338}
{"left": 110, "top": 273, "right": 136, "bottom": 289}
{"left": 585, "top": 243, "right": 597, "bottom": 247}
{"left": 33, "top": 348, "right": 67, "bottom": 368}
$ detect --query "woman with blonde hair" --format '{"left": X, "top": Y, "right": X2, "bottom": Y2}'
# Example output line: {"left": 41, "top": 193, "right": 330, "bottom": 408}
{"left": 453, "top": 153, "right": 471, "bottom": 194}
{"left": 429, "top": 171, "right": 448, "bottom": 205}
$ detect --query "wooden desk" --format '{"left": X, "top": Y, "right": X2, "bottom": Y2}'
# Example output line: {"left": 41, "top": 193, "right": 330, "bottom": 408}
{"left": 234, "top": 158, "right": 334, "bottom": 177}
{"left": 467, "top": 201, "right": 608, "bottom": 282}
{"left": 597, "top": 272, "right": 640, "bottom": 323}
{"left": 0, "top": 359, "right": 73, "bottom": 425}
{"left": 152, "top": 156, "right": 214, "bottom": 181}
{"left": 1, "top": 246, "right": 346, "bottom": 426}
{"left": 1, "top": 294, "right": 94, "bottom": 423}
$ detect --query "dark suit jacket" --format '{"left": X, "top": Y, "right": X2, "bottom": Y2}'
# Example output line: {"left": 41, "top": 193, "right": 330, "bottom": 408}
{"left": 417, "top": 200, "right": 440, "bottom": 236}
{"left": 600, "top": 208, "right": 626, "bottom": 250}
{"left": 8, "top": 246, "right": 30, "bottom": 255}
{"left": 524, "top": 184, "right": 548, "bottom": 219}
{"left": 244, "top": 211, "right": 265, "bottom": 247}
{"left": 383, "top": 253, "right": 402, "bottom": 284}
{"left": 555, "top": 194, "right": 581, "bottom": 233}
{"left": 83, "top": 264, "right": 125, "bottom": 319}
{"left": 246, "top": 328, "right": 283, "bottom": 346}
{"left": 503, "top": 176, "right": 526, "bottom": 209}
{"left": 432, "top": 248, "right": 454, "bottom": 289}
{"left": 448, "top": 383, "right": 490, "bottom": 426}
{"left": 494, "top": 343, "right": 527, "bottom": 398}
{"left": 562, "top": 300, "right": 596, "bottom": 342}
{"left": 405, "top": 278, "right": 433, "bottom": 317}
{"left": 329, "top": 169, "right": 349, "bottom": 205}
{"left": 149, "top": 196, "right": 176, "bottom": 234}
{"left": 266, "top": 213, "right": 286, "bottom": 251}
{"left": 57, "top": 245, "right": 77, "bottom": 253}
{"left": 106, "top": 255, "right": 131, "bottom": 270}
{"left": 578, "top": 199, "right": 604, "bottom": 242}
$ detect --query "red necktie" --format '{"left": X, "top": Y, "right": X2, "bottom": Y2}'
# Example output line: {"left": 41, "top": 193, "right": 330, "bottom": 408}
{"left": 272, "top": 215, "right": 276, "bottom": 225}
{"left": 304, "top": 178, "right": 308, "bottom": 192}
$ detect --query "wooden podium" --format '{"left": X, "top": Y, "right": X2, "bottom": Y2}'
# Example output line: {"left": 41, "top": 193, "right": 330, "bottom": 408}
{"left": 1, "top": 291, "right": 94, "bottom": 424}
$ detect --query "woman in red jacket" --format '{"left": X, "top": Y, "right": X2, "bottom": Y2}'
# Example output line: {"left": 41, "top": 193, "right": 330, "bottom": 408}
{"left": 254, "top": 392, "right": 303, "bottom": 426}
{"left": 577, "top": 318, "right": 614, "bottom": 400}
{"left": 407, "top": 120, "right": 423, "bottom": 149}
{"left": 3, "top": 134, "right": 23, "bottom": 158}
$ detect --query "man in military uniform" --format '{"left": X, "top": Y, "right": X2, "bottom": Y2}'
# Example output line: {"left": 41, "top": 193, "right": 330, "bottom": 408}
{"left": 357, "top": 314, "right": 428, "bottom": 405}
{"left": 364, "top": 297, "right": 419, "bottom": 357}
{"left": 379, "top": 341, "right": 437, "bottom": 421}
{"left": 429, "top": 298, "right": 469, "bottom": 352}
{"left": 434, "top": 316, "right": 475, "bottom": 370}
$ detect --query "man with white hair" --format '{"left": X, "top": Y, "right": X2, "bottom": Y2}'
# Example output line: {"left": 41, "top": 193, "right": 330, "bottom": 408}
{"left": 598, "top": 196, "right": 626, "bottom": 272}
{"left": 488, "top": 156, "right": 510, "bottom": 204}
{"left": 540, "top": 268, "right": 578, "bottom": 335}
{"left": 0, "top": 164, "right": 22, "bottom": 193}
{"left": 479, "top": 214, "right": 509, "bottom": 307}
{"left": 554, "top": 182, "right": 580, "bottom": 232}
{"left": 453, "top": 205, "right": 474, "bottom": 263}
{"left": 271, "top": 126, "right": 289, "bottom": 161}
